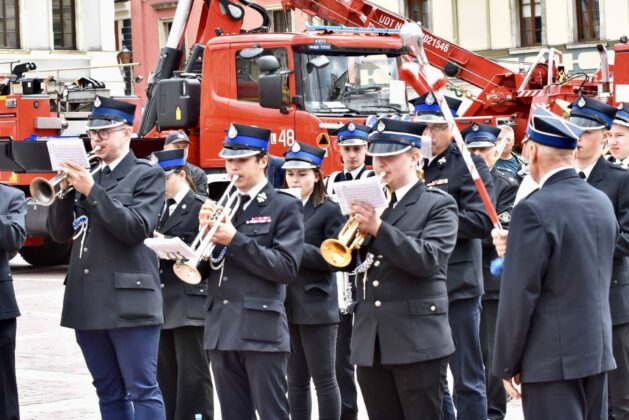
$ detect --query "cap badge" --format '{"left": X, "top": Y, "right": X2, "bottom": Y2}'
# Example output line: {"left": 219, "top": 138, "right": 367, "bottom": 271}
{"left": 619, "top": 103, "right": 624, "bottom": 110}
{"left": 291, "top": 142, "right": 301, "bottom": 152}
{"left": 425, "top": 93, "right": 435, "bottom": 105}
{"left": 348, "top": 122, "right": 356, "bottom": 132}
{"left": 377, "top": 121, "right": 386, "bottom": 132}
{"left": 94, "top": 97, "right": 101, "bottom": 108}
{"left": 578, "top": 97, "right": 586, "bottom": 108}
{"left": 227, "top": 124, "right": 238, "bottom": 139}
{"left": 472, "top": 124, "right": 479, "bottom": 132}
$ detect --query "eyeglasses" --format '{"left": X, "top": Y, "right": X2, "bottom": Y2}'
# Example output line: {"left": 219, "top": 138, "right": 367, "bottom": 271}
{"left": 86, "top": 127, "right": 126, "bottom": 140}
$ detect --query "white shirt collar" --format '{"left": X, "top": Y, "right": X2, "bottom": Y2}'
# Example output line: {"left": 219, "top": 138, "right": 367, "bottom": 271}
{"left": 622, "top": 157, "right": 629, "bottom": 169}
{"left": 345, "top": 165, "right": 365, "bottom": 180}
{"left": 393, "top": 179, "right": 418, "bottom": 205}
{"left": 539, "top": 166, "right": 574, "bottom": 188}
{"left": 173, "top": 185, "right": 190, "bottom": 206}
{"left": 574, "top": 160, "right": 598, "bottom": 180}
{"left": 105, "top": 150, "right": 129, "bottom": 172}
{"left": 238, "top": 177, "right": 268, "bottom": 209}
{"left": 301, "top": 193, "right": 311, "bottom": 206}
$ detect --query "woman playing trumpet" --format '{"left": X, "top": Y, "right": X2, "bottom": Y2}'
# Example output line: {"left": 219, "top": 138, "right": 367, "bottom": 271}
{"left": 281, "top": 141, "right": 345, "bottom": 420}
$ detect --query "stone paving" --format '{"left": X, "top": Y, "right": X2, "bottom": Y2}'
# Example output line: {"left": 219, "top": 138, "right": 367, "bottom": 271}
{"left": 11, "top": 256, "right": 523, "bottom": 419}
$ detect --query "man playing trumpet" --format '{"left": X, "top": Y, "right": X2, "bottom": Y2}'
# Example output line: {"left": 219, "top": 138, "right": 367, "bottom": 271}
{"left": 198, "top": 123, "right": 304, "bottom": 420}
{"left": 349, "top": 118, "right": 459, "bottom": 419}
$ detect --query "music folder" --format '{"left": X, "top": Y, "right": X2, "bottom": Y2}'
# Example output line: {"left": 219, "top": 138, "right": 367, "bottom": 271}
{"left": 144, "top": 237, "right": 196, "bottom": 261}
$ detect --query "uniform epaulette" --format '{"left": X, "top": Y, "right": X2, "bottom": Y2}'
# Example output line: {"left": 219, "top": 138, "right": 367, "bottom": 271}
{"left": 276, "top": 189, "right": 300, "bottom": 200}
{"left": 136, "top": 158, "right": 153, "bottom": 166}
{"left": 193, "top": 193, "right": 207, "bottom": 203}
{"left": 425, "top": 185, "right": 448, "bottom": 196}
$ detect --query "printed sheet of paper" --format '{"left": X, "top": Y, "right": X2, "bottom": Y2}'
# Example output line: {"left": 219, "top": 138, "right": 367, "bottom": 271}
{"left": 280, "top": 188, "right": 302, "bottom": 199}
{"left": 46, "top": 138, "right": 90, "bottom": 171}
{"left": 334, "top": 176, "right": 388, "bottom": 215}
{"left": 144, "top": 237, "right": 196, "bottom": 261}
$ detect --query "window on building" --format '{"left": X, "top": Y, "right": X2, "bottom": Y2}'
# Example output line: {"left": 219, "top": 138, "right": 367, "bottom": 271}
{"left": 576, "top": 0, "right": 599, "bottom": 41}
{"left": 0, "top": 0, "right": 20, "bottom": 49}
{"left": 406, "top": 0, "right": 430, "bottom": 28}
{"left": 271, "top": 10, "right": 291, "bottom": 32}
{"left": 519, "top": 0, "right": 542, "bottom": 46}
{"left": 236, "top": 48, "right": 289, "bottom": 103}
{"left": 52, "top": 0, "right": 76, "bottom": 50}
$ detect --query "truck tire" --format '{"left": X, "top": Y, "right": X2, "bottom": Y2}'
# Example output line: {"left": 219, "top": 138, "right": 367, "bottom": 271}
{"left": 20, "top": 241, "right": 71, "bottom": 267}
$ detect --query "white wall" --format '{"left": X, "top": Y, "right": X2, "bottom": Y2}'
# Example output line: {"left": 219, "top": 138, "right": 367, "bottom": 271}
{"left": 456, "top": 0, "right": 489, "bottom": 50}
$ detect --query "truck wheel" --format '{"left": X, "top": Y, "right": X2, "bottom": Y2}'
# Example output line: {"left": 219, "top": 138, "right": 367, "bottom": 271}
{"left": 20, "top": 241, "right": 71, "bottom": 267}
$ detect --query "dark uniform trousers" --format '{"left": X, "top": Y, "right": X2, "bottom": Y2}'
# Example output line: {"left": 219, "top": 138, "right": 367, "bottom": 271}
{"left": 327, "top": 167, "right": 373, "bottom": 420}
{"left": 351, "top": 182, "right": 459, "bottom": 420}
{"left": 493, "top": 170, "right": 618, "bottom": 420}
{"left": 47, "top": 152, "right": 167, "bottom": 420}
{"left": 203, "top": 184, "right": 304, "bottom": 420}
{"left": 0, "top": 184, "right": 25, "bottom": 420}
{"left": 156, "top": 190, "right": 213, "bottom": 420}
{"left": 584, "top": 157, "right": 629, "bottom": 420}
{"left": 423, "top": 144, "right": 495, "bottom": 420}
{"left": 480, "top": 168, "right": 518, "bottom": 420}
{"left": 286, "top": 197, "right": 344, "bottom": 420}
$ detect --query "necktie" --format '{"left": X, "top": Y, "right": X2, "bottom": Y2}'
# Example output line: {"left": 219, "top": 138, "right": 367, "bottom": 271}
{"left": 158, "top": 198, "right": 177, "bottom": 229}
{"left": 422, "top": 158, "right": 429, "bottom": 169}
{"left": 345, "top": 172, "right": 353, "bottom": 181}
{"left": 578, "top": 171, "right": 586, "bottom": 180}
{"left": 98, "top": 166, "right": 111, "bottom": 185}
{"left": 389, "top": 192, "right": 398, "bottom": 209}
{"left": 233, "top": 194, "right": 251, "bottom": 222}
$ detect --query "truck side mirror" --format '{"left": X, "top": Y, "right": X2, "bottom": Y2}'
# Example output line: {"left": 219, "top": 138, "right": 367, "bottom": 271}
{"left": 258, "top": 55, "right": 283, "bottom": 110}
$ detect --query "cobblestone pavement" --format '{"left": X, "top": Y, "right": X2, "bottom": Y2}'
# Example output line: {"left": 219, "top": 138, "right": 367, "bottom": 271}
{"left": 11, "top": 256, "right": 523, "bottom": 419}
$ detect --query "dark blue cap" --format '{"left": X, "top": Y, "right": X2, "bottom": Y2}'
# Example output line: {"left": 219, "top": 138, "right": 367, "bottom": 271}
{"left": 335, "top": 122, "right": 370, "bottom": 146}
{"left": 220, "top": 123, "right": 271, "bottom": 159}
{"left": 165, "top": 131, "right": 191, "bottom": 145}
{"left": 409, "top": 92, "right": 444, "bottom": 122}
{"left": 282, "top": 141, "right": 325, "bottom": 169}
{"left": 367, "top": 118, "right": 428, "bottom": 156}
{"left": 614, "top": 103, "right": 629, "bottom": 128}
{"left": 526, "top": 108, "right": 584, "bottom": 150}
{"left": 151, "top": 149, "right": 186, "bottom": 175}
{"left": 568, "top": 96, "right": 617, "bottom": 130}
{"left": 462, "top": 123, "right": 501, "bottom": 148}
{"left": 445, "top": 96, "right": 463, "bottom": 118}
{"left": 88, "top": 96, "right": 136, "bottom": 129}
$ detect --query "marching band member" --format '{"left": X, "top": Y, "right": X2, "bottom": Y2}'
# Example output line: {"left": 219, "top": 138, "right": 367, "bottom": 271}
{"left": 462, "top": 123, "right": 519, "bottom": 420}
{"left": 0, "top": 184, "right": 25, "bottom": 420}
{"left": 493, "top": 108, "right": 618, "bottom": 420}
{"left": 350, "top": 118, "right": 459, "bottom": 419}
{"left": 199, "top": 123, "right": 304, "bottom": 420}
{"left": 609, "top": 104, "right": 629, "bottom": 169}
{"left": 413, "top": 92, "right": 495, "bottom": 420}
{"left": 282, "top": 141, "right": 345, "bottom": 420}
{"left": 326, "top": 122, "right": 373, "bottom": 420}
{"left": 569, "top": 97, "right": 629, "bottom": 420}
{"left": 46, "top": 97, "right": 166, "bottom": 420}
{"left": 152, "top": 149, "right": 213, "bottom": 420}
{"left": 162, "top": 131, "right": 209, "bottom": 196}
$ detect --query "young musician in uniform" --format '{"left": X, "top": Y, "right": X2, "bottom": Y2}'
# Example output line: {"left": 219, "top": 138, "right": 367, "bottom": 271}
{"left": 0, "top": 184, "right": 25, "bottom": 420}
{"left": 198, "top": 123, "right": 304, "bottom": 420}
{"left": 349, "top": 118, "right": 459, "bottom": 419}
{"left": 152, "top": 149, "right": 213, "bottom": 420}
{"left": 462, "top": 123, "right": 519, "bottom": 420}
{"left": 47, "top": 96, "right": 166, "bottom": 420}
{"left": 609, "top": 104, "right": 629, "bottom": 168}
{"left": 163, "top": 131, "right": 208, "bottom": 196}
{"left": 282, "top": 141, "right": 345, "bottom": 420}
{"left": 326, "top": 122, "right": 373, "bottom": 420}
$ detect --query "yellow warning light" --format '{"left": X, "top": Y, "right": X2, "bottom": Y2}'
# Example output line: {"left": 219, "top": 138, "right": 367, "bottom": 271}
{"left": 175, "top": 106, "right": 182, "bottom": 121}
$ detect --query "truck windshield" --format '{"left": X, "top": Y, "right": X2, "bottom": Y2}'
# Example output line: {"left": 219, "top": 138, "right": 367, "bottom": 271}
{"left": 299, "top": 52, "right": 404, "bottom": 116}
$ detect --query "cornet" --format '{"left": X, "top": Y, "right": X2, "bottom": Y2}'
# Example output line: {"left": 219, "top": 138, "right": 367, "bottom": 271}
{"left": 29, "top": 146, "right": 103, "bottom": 206}
{"left": 320, "top": 173, "right": 392, "bottom": 268}
{"left": 173, "top": 175, "right": 241, "bottom": 285}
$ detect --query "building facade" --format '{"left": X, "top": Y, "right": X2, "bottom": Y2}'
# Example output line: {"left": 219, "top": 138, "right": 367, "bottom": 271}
{"left": 0, "top": 0, "right": 127, "bottom": 94}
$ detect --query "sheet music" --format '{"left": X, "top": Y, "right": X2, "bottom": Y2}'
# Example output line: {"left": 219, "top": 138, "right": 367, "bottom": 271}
{"left": 144, "top": 237, "right": 196, "bottom": 261}
{"left": 334, "top": 176, "right": 388, "bottom": 215}
{"left": 280, "top": 187, "right": 302, "bottom": 199}
{"left": 46, "top": 138, "right": 90, "bottom": 171}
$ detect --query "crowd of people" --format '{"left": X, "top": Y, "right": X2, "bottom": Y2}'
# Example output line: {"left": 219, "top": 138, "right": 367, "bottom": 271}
{"left": 0, "top": 92, "right": 628, "bottom": 420}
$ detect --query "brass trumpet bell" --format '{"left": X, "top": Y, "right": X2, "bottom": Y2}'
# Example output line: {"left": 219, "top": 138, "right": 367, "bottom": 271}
{"left": 173, "top": 262, "right": 202, "bottom": 285}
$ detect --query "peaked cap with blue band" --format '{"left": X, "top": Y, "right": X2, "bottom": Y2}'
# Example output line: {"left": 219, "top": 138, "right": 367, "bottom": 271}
{"left": 409, "top": 93, "right": 462, "bottom": 122}
{"left": 219, "top": 123, "right": 271, "bottom": 159}
{"left": 462, "top": 123, "right": 501, "bottom": 148}
{"left": 151, "top": 149, "right": 186, "bottom": 175}
{"left": 367, "top": 118, "right": 428, "bottom": 156}
{"left": 614, "top": 103, "right": 629, "bottom": 128}
{"left": 334, "top": 122, "right": 370, "bottom": 146}
{"left": 282, "top": 141, "right": 325, "bottom": 169}
{"left": 88, "top": 96, "right": 136, "bottom": 130}
{"left": 526, "top": 107, "right": 584, "bottom": 150}
{"left": 568, "top": 96, "right": 617, "bottom": 130}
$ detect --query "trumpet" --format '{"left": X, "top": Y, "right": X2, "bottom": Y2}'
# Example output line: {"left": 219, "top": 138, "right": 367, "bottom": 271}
{"left": 320, "top": 173, "right": 392, "bottom": 268}
{"left": 173, "top": 175, "right": 241, "bottom": 285}
{"left": 29, "top": 146, "right": 103, "bottom": 206}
